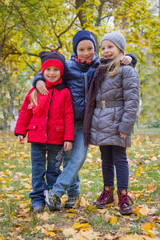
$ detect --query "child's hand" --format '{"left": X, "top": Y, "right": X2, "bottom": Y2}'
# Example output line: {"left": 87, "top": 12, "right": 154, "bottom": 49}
{"left": 18, "top": 135, "right": 24, "bottom": 144}
{"left": 120, "top": 133, "right": 128, "bottom": 138}
{"left": 36, "top": 80, "right": 49, "bottom": 95}
{"left": 64, "top": 141, "right": 72, "bottom": 151}
{"left": 120, "top": 56, "right": 132, "bottom": 65}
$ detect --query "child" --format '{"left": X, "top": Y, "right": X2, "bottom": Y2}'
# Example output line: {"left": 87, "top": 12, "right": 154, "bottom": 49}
{"left": 32, "top": 30, "right": 137, "bottom": 211}
{"left": 84, "top": 31, "right": 139, "bottom": 215}
{"left": 14, "top": 51, "right": 74, "bottom": 213}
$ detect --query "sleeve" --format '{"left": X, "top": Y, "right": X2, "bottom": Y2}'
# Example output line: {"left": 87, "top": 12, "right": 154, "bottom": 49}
{"left": 32, "top": 72, "right": 45, "bottom": 88}
{"left": 118, "top": 66, "right": 139, "bottom": 135}
{"left": 14, "top": 89, "right": 33, "bottom": 137}
{"left": 63, "top": 90, "right": 74, "bottom": 142}
{"left": 126, "top": 53, "right": 137, "bottom": 67}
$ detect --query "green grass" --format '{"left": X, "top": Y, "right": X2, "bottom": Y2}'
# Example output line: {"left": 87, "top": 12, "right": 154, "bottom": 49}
{"left": 0, "top": 131, "right": 160, "bottom": 239}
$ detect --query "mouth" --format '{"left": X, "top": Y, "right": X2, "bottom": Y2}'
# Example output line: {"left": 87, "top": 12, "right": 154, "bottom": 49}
{"left": 105, "top": 55, "right": 113, "bottom": 59}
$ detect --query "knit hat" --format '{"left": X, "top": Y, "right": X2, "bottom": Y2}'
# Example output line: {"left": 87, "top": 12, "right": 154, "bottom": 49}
{"left": 73, "top": 30, "right": 96, "bottom": 55}
{"left": 101, "top": 31, "right": 126, "bottom": 54}
{"left": 39, "top": 50, "right": 65, "bottom": 76}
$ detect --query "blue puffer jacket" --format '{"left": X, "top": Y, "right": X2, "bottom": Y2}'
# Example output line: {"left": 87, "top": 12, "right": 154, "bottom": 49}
{"left": 33, "top": 53, "right": 100, "bottom": 121}
{"left": 33, "top": 53, "right": 137, "bottom": 121}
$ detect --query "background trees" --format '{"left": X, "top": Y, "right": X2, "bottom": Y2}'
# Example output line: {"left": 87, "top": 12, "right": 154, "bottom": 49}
{"left": 0, "top": 0, "right": 160, "bottom": 129}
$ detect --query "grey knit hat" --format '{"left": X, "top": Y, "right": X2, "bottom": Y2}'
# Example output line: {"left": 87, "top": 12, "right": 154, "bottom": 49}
{"left": 101, "top": 30, "right": 126, "bottom": 53}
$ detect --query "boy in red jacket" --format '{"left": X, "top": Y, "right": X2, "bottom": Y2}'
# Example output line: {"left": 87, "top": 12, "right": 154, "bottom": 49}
{"left": 14, "top": 51, "right": 74, "bottom": 213}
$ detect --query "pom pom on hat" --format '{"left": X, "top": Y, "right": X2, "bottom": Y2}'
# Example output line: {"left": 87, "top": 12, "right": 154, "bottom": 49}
{"left": 101, "top": 31, "right": 126, "bottom": 54}
{"left": 39, "top": 51, "right": 65, "bottom": 76}
{"left": 73, "top": 30, "right": 96, "bottom": 55}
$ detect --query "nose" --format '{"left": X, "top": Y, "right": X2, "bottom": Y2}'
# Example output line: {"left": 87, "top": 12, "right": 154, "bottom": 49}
{"left": 84, "top": 50, "right": 89, "bottom": 56}
{"left": 50, "top": 70, "right": 55, "bottom": 74}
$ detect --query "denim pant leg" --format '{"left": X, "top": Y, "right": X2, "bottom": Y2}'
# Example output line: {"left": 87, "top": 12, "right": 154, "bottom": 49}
{"left": 52, "top": 122, "right": 88, "bottom": 198}
{"left": 46, "top": 144, "right": 63, "bottom": 190}
{"left": 63, "top": 144, "right": 80, "bottom": 198}
{"left": 112, "top": 146, "right": 129, "bottom": 190}
{"left": 100, "top": 146, "right": 114, "bottom": 187}
{"left": 29, "top": 143, "right": 47, "bottom": 208}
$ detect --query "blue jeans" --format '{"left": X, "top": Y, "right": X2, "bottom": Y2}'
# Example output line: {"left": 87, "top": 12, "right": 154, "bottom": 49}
{"left": 29, "top": 143, "right": 63, "bottom": 207}
{"left": 52, "top": 121, "right": 88, "bottom": 198}
{"left": 100, "top": 145, "right": 129, "bottom": 190}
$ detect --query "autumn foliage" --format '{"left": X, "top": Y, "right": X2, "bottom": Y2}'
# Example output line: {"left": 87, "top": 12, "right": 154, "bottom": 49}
{"left": 0, "top": 132, "right": 160, "bottom": 239}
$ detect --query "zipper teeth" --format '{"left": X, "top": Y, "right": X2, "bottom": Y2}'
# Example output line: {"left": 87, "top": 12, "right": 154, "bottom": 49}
{"left": 46, "top": 88, "right": 54, "bottom": 143}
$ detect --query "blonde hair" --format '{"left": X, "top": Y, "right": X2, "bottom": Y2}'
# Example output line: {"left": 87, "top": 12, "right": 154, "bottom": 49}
{"left": 106, "top": 52, "right": 124, "bottom": 77}
{"left": 28, "top": 89, "right": 39, "bottom": 109}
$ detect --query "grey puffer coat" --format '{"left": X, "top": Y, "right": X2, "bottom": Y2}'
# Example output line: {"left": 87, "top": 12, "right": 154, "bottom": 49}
{"left": 90, "top": 65, "right": 139, "bottom": 147}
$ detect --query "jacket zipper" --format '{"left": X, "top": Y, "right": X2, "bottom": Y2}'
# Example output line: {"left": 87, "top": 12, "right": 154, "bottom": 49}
{"left": 46, "top": 87, "right": 54, "bottom": 143}
{"left": 84, "top": 72, "right": 88, "bottom": 103}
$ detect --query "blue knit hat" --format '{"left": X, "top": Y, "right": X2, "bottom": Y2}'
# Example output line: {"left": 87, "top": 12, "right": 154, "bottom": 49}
{"left": 73, "top": 30, "right": 96, "bottom": 55}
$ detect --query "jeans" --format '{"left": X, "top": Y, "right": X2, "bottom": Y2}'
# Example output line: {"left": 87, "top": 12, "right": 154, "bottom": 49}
{"left": 29, "top": 143, "right": 63, "bottom": 207}
{"left": 52, "top": 121, "right": 88, "bottom": 198}
{"left": 100, "top": 145, "right": 129, "bottom": 190}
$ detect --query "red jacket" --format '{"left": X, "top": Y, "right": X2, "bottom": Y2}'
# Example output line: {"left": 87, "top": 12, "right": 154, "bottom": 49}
{"left": 14, "top": 80, "right": 74, "bottom": 144}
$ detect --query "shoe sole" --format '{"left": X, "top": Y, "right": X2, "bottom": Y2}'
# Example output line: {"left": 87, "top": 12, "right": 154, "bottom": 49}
{"left": 120, "top": 210, "right": 133, "bottom": 215}
{"left": 64, "top": 203, "right": 74, "bottom": 209}
{"left": 44, "top": 190, "right": 56, "bottom": 212}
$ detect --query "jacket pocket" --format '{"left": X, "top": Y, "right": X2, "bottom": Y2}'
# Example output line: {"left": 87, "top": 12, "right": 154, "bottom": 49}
{"left": 27, "top": 123, "right": 38, "bottom": 130}
{"left": 55, "top": 125, "right": 64, "bottom": 132}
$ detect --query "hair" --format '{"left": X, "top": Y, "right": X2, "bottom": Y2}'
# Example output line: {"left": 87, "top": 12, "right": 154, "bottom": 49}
{"left": 106, "top": 52, "right": 124, "bottom": 77}
{"left": 28, "top": 89, "right": 39, "bottom": 109}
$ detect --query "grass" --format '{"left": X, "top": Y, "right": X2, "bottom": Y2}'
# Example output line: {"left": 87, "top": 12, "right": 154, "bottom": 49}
{"left": 0, "top": 130, "right": 160, "bottom": 239}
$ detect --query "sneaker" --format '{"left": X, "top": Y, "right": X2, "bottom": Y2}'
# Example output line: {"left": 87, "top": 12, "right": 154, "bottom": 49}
{"left": 64, "top": 196, "right": 79, "bottom": 209}
{"left": 44, "top": 190, "right": 61, "bottom": 212}
{"left": 32, "top": 205, "right": 44, "bottom": 213}
{"left": 55, "top": 199, "right": 61, "bottom": 211}
{"left": 95, "top": 187, "right": 114, "bottom": 209}
{"left": 117, "top": 190, "right": 133, "bottom": 215}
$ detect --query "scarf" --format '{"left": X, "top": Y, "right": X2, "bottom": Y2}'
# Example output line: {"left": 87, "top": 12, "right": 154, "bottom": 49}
{"left": 32, "top": 78, "right": 62, "bottom": 116}
{"left": 74, "top": 56, "right": 94, "bottom": 72}
{"left": 75, "top": 56, "right": 92, "bottom": 65}
{"left": 83, "top": 58, "right": 113, "bottom": 146}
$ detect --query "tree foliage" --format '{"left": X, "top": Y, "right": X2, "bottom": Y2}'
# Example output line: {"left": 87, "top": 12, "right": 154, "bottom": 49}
{"left": 0, "top": 0, "right": 160, "bottom": 128}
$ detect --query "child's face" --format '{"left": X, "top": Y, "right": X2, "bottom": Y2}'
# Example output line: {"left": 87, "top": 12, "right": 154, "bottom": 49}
{"left": 43, "top": 66, "right": 61, "bottom": 82}
{"left": 101, "top": 40, "right": 120, "bottom": 59}
{"left": 77, "top": 40, "right": 94, "bottom": 61}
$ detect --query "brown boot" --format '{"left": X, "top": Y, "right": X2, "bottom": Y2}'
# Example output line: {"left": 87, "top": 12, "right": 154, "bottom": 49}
{"left": 95, "top": 186, "right": 114, "bottom": 209}
{"left": 117, "top": 189, "right": 133, "bottom": 215}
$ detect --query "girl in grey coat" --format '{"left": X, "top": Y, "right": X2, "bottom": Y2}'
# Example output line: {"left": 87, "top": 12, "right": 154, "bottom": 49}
{"left": 84, "top": 31, "right": 139, "bottom": 215}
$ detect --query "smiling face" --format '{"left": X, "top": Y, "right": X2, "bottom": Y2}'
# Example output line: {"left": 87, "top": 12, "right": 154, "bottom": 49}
{"left": 101, "top": 40, "right": 121, "bottom": 59}
{"left": 76, "top": 40, "right": 95, "bottom": 61}
{"left": 43, "top": 66, "right": 61, "bottom": 82}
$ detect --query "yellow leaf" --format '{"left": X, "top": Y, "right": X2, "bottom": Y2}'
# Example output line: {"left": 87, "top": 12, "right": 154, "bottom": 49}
{"left": 23, "top": 207, "right": 31, "bottom": 213}
{"left": 9, "top": 211, "right": 14, "bottom": 218}
{"left": 135, "top": 172, "right": 141, "bottom": 177}
{"left": 45, "top": 231, "right": 56, "bottom": 237}
{"left": 109, "top": 216, "right": 117, "bottom": 225}
{"left": 147, "top": 197, "right": 152, "bottom": 204}
{"left": 72, "top": 222, "right": 89, "bottom": 230}
{"left": 141, "top": 222, "right": 155, "bottom": 233}
{"left": 87, "top": 205, "right": 96, "bottom": 211}
{"left": 147, "top": 230, "right": 155, "bottom": 238}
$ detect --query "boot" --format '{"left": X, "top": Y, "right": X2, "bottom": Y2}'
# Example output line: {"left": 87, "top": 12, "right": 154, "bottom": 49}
{"left": 95, "top": 186, "right": 114, "bottom": 209}
{"left": 117, "top": 189, "right": 133, "bottom": 215}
